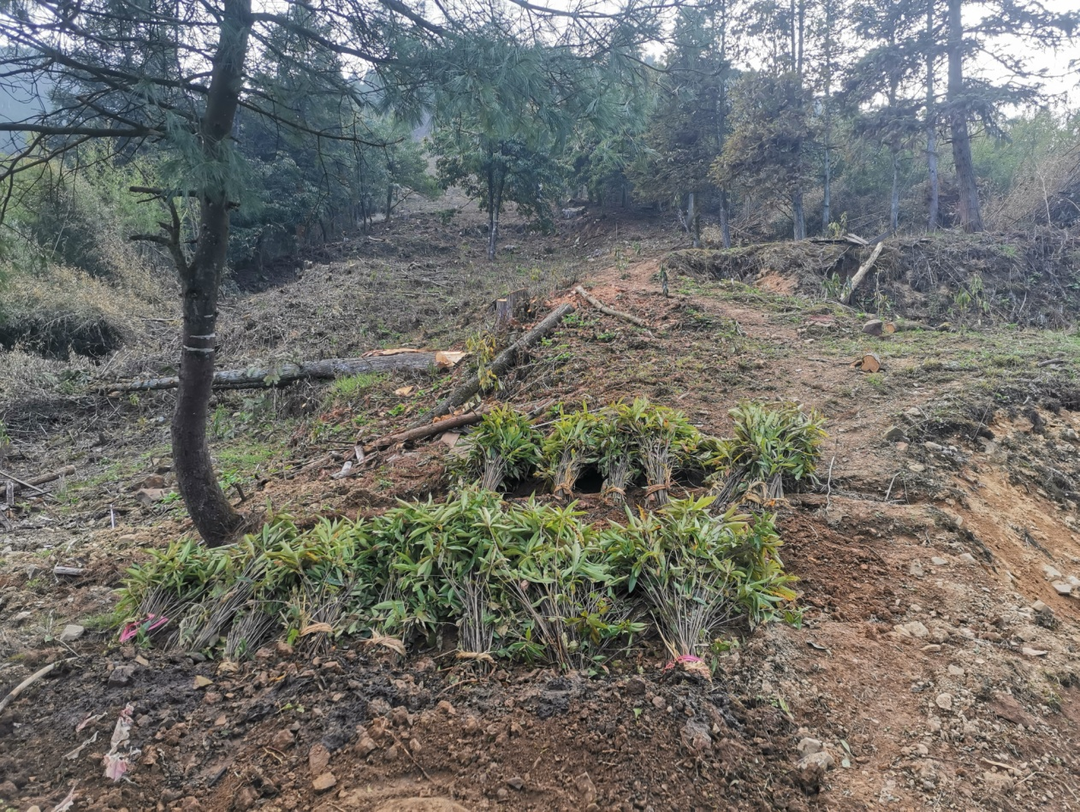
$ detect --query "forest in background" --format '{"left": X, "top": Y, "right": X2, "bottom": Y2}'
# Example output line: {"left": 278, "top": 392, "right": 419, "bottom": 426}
{"left": 0, "top": 0, "right": 1077, "bottom": 543}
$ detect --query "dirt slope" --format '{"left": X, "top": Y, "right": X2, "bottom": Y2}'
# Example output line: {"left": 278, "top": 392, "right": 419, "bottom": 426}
{"left": 2, "top": 211, "right": 1080, "bottom": 812}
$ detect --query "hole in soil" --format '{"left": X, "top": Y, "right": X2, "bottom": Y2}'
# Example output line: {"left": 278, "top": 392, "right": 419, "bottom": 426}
{"left": 673, "top": 467, "right": 708, "bottom": 489}
{"left": 505, "top": 477, "right": 544, "bottom": 499}
{"left": 575, "top": 466, "right": 604, "bottom": 494}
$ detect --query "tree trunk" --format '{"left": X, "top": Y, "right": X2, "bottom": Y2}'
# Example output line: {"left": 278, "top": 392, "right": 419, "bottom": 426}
{"left": 719, "top": 189, "right": 731, "bottom": 249}
{"left": 822, "top": 144, "right": 831, "bottom": 232}
{"left": 172, "top": 0, "right": 251, "bottom": 547}
{"left": 792, "top": 186, "right": 806, "bottom": 241}
{"left": 926, "top": 0, "right": 940, "bottom": 231}
{"left": 947, "top": 0, "right": 982, "bottom": 232}
{"left": 687, "top": 191, "right": 700, "bottom": 248}
{"left": 890, "top": 144, "right": 901, "bottom": 232}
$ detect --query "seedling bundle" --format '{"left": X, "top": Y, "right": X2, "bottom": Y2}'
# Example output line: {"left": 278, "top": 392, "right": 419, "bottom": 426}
{"left": 120, "top": 399, "right": 823, "bottom": 676}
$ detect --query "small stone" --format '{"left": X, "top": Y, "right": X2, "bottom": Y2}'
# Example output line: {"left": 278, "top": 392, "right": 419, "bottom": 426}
{"left": 574, "top": 773, "right": 598, "bottom": 806}
{"left": 308, "top": 743, "right": 331, "bottom": 774}
{"left": 935, "top": 693, "right": 953, "bottom": 711}
{"left": 312, "top": 772, "right": 337, "bottom": 793}
{"left": 908, "top": 561, "right": 925, "bottom": 578}
{"left": 797, "top": 737, "right": 824, "bottom": 756}
{"left": 409, "top": 738, "right": 422, "bottom": 754}
{"left": 12, "top": 610, "right": 31, "bottom": 625}
{"left": 957, "top": 553, "right": 976, "bottom": 564}
{"left": 192, "top": 675, "right": 213, "bottom": 689}
{"left": 496, "top": 788, "right": 509, "bottom": 801}
{"left": 895, "top": 621, "right": 930, "bottom": 639}
{"left": 109, "top": 665, "right": 136, "bottom": 687}
{"left": 134, "top": 487, "right": 167, "bottom": 506}
{"left": 793, "top": 751, "right": 834, "bottom": 791}
{"left": 909, "top": 463, "right": 926, "bottom": 473}
{"left": 270, "top": 729, "right": 293, "bottom": 750}
{"left": 947, "top": 665, "right": 964, "bottom": 677}
{"left": 930, "top": 557, "right": 948, "bottom": 566}
{"left": 680, "top": 719, "right": 712, "bottom": 755}
{"left": 1021, "top": 647, "right": 1049, "bottom": 657}
{"left": 507, "top": 776, "right": 525, "bottom": 791}
{"left": 355, "top": 737, "right": 377, "bottom": 757}
{"left": 884, "top": 425, "right": 907, "bottom": 442}
{"left": 623, "top": 676, "right": 648, "bottom": 696}
{"left": 275, "top": 641, "right": 294, "bottom": 657}
{"left": 651, "top": 695, "right": 666, "bottom": 709}
{"left": 1043, "top": 564, "right": 1064, "bottom": 581}
{"left": 436, "top": 699, "right": 456, "bottom": 715}
{"left": 1051, "top": 581, "right": 1072, "bottom": 596}
{"left": 59, "top": 623, "right": 85, "bottom": 642}
{"left": 982, "top": 770, "right": 1014, "bottom": 792}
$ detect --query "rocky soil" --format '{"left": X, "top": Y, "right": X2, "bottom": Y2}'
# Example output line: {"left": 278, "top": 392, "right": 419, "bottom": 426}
{"left": 2, "top": 207, "right": 1080, "bottom": 811}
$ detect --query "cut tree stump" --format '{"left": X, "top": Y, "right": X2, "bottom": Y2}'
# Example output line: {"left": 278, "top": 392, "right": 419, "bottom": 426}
{"left": 102, "top": 352, "right": 449, "bottom": 394}
{"left": 854, "top": 353, "right": 883, "bottom": 373}
{"left": 492, "top": 288, "right": 531, "bottom": 332}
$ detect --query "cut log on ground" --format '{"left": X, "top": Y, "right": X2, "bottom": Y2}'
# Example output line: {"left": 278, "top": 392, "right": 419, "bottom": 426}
{"left": 416, "top": 304, "right": 574, "bottom": 426}
{"left": 854, "top": 353, "right": 883, "bottom": 373}
{"left": 370, "top": 408, "right": 490, "bottom": 451}
{"left": 574, "top": 286, "right": 649, "bottom": 328}
{"left": 841, "top": 242, "right": 885, "bottom": 305}
{"left": 102, "top": 353, "right": 445, "bottom": 394}
{"left": 1, "top": 464, "right": 77, "bottom": 495}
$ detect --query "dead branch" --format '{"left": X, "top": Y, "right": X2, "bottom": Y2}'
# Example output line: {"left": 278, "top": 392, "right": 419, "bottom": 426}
{"left": 0, "top": 660, "right": 68, "bottom": 714}
{"left": 841, "top": 242, "right": 885, "bottom": 305}
{"left": 1, "top": 464, "right": 77, "bottom": 495}
{"left": 369, "top": 408, "right": 490, "bottom": 450}
{"left": 415, "top": 303, "right": 574, "bottom": 426}
{"left": 101, "top": 353, "right": 443, "bottom": 394}
{"left": 573, "top": 285, "right": 649, "bottom": 328}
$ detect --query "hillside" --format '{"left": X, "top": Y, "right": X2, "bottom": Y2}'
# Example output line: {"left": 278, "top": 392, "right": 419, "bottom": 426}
{"left": 2, "top": 206, "right": 1080, "bottom": 812}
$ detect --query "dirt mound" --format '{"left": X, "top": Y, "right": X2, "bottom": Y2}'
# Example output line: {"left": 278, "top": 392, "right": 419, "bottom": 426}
{"left": 668, "top": 230, "right": 1080, "bottom": 328}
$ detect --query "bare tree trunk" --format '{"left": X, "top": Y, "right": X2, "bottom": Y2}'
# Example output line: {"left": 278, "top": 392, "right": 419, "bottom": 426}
{"left": 822, "top": 144, "right": 831, "bottom": 232}
{"left": 173, "top": 0, "right": 251, "bottom": 546}
{"left": 687, "top": 191, "right": 701, "bottom": 248}
{"left": 719, "top": 189, "right": 731, "bottom": 248}
{"left": 890, "top": 145, "right": 901, "bottom": 232}
{"left": 947, "top": 0, "right": 982, "bottom": 232}
{"left": 926, "top": 0, "right": 940, "bottom": 231}
{"left": 792, "top": 187, "right": 806, "bottom": 241}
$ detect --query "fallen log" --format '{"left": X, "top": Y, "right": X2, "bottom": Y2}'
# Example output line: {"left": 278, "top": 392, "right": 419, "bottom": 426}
{"left": 840, "top": 241, "right": 885, "bottom": 305}
{"left": 1, "top": 464, "right": 77, "bottom": 495}
{"left": 416, "top": 303, "right": 574, "bottom": 426}
{"left": 574, "top": 286, "right": 649, "bottom": 329}
{"left": 370, "top": 408, "right": 490, "bottom": 451}
{"left": 102, "top": 353, "right": 443, "bottom": 394}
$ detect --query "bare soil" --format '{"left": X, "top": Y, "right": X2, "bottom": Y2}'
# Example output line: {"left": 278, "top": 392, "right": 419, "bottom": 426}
{"left": 3, "top": 206, "right": 1080, "bottom": 812}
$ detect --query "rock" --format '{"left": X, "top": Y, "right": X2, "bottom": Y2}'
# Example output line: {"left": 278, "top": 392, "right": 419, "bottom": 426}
{"left": 793, "top": 751, "right": 835, "bottom": 791}
{"left": 1051, "top": 580, "right": 1072, "bottom": 596}
{"left": 574, "top": 772, "right": 598, "bottom": 806}
{"left": 863, "top": 319, "right": 884, "bottom": 336}
{"left": 139, "top": 474, "right": 167, "bottom": 490}
{"left": 935, "top": 693, "right": 953, "bottom": 711}
{"left": 275, "top": 641, "right": 294, "bottom": 657}
{"left": 13, "top": 610, "right": 32, "bottom": 625}
{"left": 436, "top": 699, "right": 456, "bottom": 715}
{"left": 59, "top": 623, "right": 85, "bottom": 642}
{"left": 797, "top": 738, "right": 824, "bottom": 756}
{"left": 884, "top": 425, "right": 907, "bottom": 442}
{"left": 909, "top": 463, "right": 926, "bottom": 473}
{"left": 507, "top": 776, "right": 525, "bottom": 791}
{"left": 108, "top": 665, "right": 136, "bottom": 687}
{"left": 308, "top": 743, "right": 331, "bottom": 775}
{"left": 930, "top": 557, "right": 948, "bottom": 566}
{"left": 312, "top": 772, "right": 337, "bottom": 793}
{"left": 895, "top": 621, "right": 930, "bottom": 639}
{"left": 651, "top": 695, "right": 666, "bottom": 709}
{"left": 623, "top": 676, "right": 648, "bottom": 696}
{"left": 134, "top": 487, "right": 167, "bottom": 506}
{"left": 355, "top": 737, "right": 378, "bottom": 757}
{"left": 947, "top": 665, "right": 964, "bottom": 677}
{"left": 908, "top": 561, "right": 925, "bottom": 578}
{"left": 270, "top": 729, "right": 293, "bottom": 750}
{"left": 233, "top": 785, "right": 259, "bottom": 811}
{"left": 680, "top": 719, "right": 712, "bottom": 756}
{"left": 957, "top": 553, "right": 976, "bottom": 564}
{"left": 1043, "top": 564, "right": 1064, "bottom": 581}
{"left": 1021, "top": 647, "right": 1048, "bottom": 657}
{"left": 982, "top": 770, "right": 1014, "bottom": 792}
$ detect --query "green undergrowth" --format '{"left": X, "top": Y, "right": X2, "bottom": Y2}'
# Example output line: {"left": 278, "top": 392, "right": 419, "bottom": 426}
{"left": 118, "top": 491, "right": 798, "bottom": 672}
{"left": 119, "top": 399, "right": 822, "bottom": 674}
